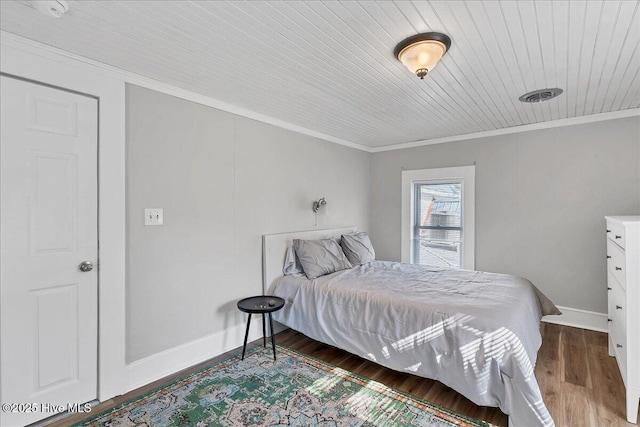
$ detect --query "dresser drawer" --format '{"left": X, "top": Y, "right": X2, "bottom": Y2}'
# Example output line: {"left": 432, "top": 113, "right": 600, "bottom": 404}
{"left": 614, "top": 332, "right": 628, "bottom": 384}
{"left": 607, "top": 239, "right": 627, "bottom": 290}
{"left": 607, "top": 272, "right": 615, "bottom": 318}
{"left": 606, "top": 222, "right": 626, "bottom": 249}
{"left": 610, "top": 281, "right": 627, "bottom": 342}
{"left": 609, "top": 284, "right": 628, "bottom": 382}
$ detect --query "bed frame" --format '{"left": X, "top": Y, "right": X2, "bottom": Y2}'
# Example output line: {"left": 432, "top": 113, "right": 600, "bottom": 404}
{"left": 262, "top": 226, "right": 357, "bottom": 294}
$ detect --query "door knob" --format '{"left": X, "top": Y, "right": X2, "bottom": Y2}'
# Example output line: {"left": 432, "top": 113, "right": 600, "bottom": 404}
{"left": 79, "top": 261, "right": 94, "bottom": 272}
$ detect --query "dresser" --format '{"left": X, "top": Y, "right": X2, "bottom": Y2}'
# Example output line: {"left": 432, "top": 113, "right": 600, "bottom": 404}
{"left": 606, "top": 216, "right": 640, "bottom": 424}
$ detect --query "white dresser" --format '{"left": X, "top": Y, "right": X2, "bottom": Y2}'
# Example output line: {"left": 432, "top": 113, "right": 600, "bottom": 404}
{"left": 606, "top": 216, "right": 640, "bottom": 424}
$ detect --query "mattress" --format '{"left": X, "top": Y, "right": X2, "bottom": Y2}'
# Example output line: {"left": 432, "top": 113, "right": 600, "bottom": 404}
{"left": 270, "top": 260, "right": 560, "bottom": 427}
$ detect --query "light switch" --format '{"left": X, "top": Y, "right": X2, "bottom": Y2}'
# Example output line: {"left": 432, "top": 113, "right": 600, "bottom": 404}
{"left": 144, "top": 208, "right": 163, "bottom": 226}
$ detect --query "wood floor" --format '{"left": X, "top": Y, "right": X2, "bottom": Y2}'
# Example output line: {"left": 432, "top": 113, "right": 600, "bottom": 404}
{"left": 44, "top": 323, "right": 636, "bottom": 427}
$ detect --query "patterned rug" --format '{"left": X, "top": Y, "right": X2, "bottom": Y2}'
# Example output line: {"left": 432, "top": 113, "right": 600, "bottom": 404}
{"left": 75, "top": 345, "right": 492, "bottom": 426}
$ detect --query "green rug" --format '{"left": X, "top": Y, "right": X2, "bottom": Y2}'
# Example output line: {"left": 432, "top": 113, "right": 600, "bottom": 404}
{"left": 76, "top": 345, "right": 492, "bottom": 426}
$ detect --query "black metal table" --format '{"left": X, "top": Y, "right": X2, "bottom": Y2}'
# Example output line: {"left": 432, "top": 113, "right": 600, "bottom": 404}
{"left": 236, "top": 295, "right": 285, "bottom": 360}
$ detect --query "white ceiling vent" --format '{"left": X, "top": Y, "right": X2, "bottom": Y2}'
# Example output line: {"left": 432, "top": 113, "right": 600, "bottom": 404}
{"left": 519, "top": 88, "right": 563, "bottom": 103}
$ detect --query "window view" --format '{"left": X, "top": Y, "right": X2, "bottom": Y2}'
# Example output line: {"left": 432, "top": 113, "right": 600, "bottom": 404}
{"left": 413, "top": 182, "right": 462, "bottom": 268}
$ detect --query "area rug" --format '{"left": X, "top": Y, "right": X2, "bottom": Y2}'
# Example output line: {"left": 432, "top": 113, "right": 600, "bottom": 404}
{"left": 75, "top": 345, "right": 492, "bottom": 426}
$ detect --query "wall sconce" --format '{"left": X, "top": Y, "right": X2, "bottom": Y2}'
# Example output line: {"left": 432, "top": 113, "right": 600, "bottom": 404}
{"left": 312, "top": 197, "right": 327, "bottom": 213}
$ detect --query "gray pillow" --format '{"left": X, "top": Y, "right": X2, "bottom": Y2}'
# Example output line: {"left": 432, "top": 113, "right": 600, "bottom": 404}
{"left": 283, "top": 246, "right": 303, "bottom": 276}
{"left": 293, "top": 238, "right": 353, "bottom": 279}
{"left": 340, "top": 232, "right": 375, "bottom": 265}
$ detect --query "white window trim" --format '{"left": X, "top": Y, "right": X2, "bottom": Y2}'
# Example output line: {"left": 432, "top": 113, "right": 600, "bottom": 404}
{"left": 401, "top": 166, "right": 475, "bottom": 269}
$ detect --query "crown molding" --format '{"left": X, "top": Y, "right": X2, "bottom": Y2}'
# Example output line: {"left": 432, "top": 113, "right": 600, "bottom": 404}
{"left": 371, "top": 108, "right": 640, "bottom": 153}
{"left": 0, "top": 31, "right": 373, "bottom": 153}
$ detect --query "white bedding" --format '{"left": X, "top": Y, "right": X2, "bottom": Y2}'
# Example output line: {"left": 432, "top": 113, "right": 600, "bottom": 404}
{"left": 270, "top": 261, "right": 559, "bottom": 427}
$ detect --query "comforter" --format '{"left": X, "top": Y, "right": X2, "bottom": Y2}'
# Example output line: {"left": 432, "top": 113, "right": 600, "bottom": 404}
{"left": 270, "top": 261, "right": 560, "bottom": 427}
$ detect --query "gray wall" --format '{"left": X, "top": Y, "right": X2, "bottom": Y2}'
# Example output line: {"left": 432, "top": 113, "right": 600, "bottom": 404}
{"left": 370, "top": 116, "right": 640, "bottom": 314}
{"left": 126, "top": 85, "right": 370, "bottom": 362}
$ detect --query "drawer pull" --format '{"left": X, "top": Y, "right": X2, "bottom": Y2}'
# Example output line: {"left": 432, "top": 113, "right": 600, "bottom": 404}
{"left": 606, "top": 255, "right": 612, "bottom": 259}
{"left": 617, "top": 344, "right": 623, "bottom": 348}
{"left": 607, "top": 287, "right": 612, "bottom": 291}
{"left": 607, "top": 229, "right": 611, "bottom": 233}
{"left": 616, "top": 305, "right": 622, "bottom": 310}
{"left": 615, "top": 266, "right": 622, "bottom": 271}
{"left": 615, "top": 235, "right": 622, "bottom": 239}
{"left": 608, "top": 318, "right": 612, "bottom": 322}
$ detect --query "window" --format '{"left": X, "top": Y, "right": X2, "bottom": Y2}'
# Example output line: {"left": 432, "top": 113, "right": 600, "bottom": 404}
{"left": 413, "top": 182, "right": 462, "bottom": 267}
{"left": 401, "top": 166, "right": 475, "bottom": 269}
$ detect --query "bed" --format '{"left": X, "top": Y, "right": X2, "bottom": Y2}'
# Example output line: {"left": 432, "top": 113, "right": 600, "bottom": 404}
{"left": 262, "top": 227, "right": 560, "bottom": 427}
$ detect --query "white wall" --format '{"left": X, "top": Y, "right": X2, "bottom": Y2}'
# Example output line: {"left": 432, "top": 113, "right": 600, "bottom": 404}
{"left": 126, "top": 85, "right": 370, "bottom": 362}
{"left": 370, "top": 116, "right": 640, "bottom": 314}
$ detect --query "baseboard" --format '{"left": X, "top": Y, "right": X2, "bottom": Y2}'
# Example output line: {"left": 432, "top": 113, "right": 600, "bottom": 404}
{"left": 124, "top": 320, "right": 263, "bottom": 393}
{"left": 542, "top": 305, "right": 607, "bottom": 333}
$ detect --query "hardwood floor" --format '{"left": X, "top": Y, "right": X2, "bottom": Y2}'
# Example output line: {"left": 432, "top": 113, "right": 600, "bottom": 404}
{"left": 42, "top": 323, "right": 636, "bottom": 427}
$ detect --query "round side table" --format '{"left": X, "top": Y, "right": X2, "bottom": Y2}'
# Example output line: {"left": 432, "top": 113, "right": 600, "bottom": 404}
{"left": 237, "top": 295, "right": 285, "bottom": 360}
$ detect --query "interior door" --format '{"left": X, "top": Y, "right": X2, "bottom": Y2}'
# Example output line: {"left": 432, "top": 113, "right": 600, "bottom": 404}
{"left": 1, "top": 76, "right": 98, "bottom": 426}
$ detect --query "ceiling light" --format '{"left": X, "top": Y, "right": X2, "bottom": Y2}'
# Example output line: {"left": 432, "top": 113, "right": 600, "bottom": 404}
{"left": 394, "top": 32, "right": 452, "bottom": 79}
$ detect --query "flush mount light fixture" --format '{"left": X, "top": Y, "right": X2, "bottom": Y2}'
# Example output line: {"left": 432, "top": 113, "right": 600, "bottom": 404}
{"left": 394, "top": 32, "right": 452, "bottom": 79}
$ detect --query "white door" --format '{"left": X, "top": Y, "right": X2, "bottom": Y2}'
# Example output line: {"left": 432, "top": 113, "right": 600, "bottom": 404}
{"left": 1, "top": 76, "right": 98, "bottom": 426}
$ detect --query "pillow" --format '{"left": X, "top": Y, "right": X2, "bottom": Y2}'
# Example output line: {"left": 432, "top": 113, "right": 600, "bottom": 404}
{"left": 283, "top": 246, "right": 303, "bottom": 276}
{"left": 293, "top": 238, "right": 353, "bottom": 279}
{"left": 340, "top": 232, "right": 375, "bottom": 265}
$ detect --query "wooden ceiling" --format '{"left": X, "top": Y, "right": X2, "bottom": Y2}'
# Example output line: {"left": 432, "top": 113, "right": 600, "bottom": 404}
{"left": 1, "top": 1, "right": 639, "bottom": 149}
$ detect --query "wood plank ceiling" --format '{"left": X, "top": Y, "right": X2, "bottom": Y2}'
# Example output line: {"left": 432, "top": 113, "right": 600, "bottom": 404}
{"left": 1, "top": 1, "right": 639, "bottom": 149}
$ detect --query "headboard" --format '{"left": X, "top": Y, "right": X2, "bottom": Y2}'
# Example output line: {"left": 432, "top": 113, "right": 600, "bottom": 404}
{"left": 262, "top": 226, "right": 357, "bottom": 293}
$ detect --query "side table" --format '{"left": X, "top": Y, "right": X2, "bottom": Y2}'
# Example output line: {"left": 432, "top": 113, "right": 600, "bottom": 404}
{"left": 237, "top": 295, "right": 285, "bottom": 360}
